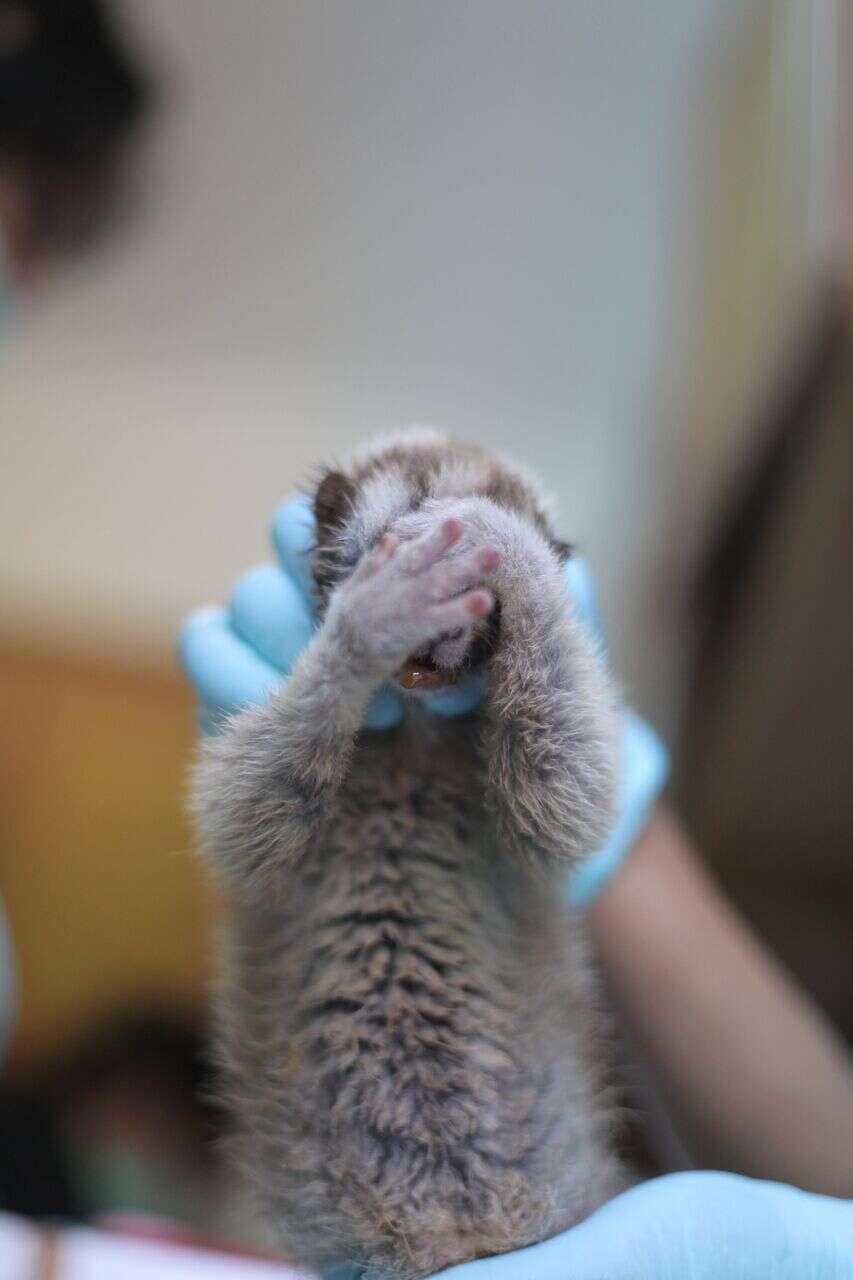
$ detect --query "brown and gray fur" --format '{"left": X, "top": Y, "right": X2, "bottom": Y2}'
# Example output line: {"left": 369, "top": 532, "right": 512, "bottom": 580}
{"left": 190, "top": 430, "right": 628, "bottom": 1277}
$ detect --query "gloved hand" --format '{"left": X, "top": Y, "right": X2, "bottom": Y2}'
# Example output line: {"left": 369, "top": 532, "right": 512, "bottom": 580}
{"left": 178, "top": 495, "right": 668, "bottom": 905}
{"left": 431, "top": 1171, "right": 853, "bottom": 1280}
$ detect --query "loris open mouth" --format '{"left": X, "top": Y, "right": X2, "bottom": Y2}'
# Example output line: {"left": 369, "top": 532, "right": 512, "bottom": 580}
{"left": 395, "top": 603, "right": 502, "bottom": 692}
{"left": 395, "top": 653, "right": 461, "bottom": 690}
{"left": 395, "top": 630, "right": 465, "bottom": 690}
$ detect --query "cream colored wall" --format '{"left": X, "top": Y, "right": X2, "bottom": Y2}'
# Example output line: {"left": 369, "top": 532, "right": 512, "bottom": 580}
{"left": 0, "top": 1, "right": 839, "bottom": 739}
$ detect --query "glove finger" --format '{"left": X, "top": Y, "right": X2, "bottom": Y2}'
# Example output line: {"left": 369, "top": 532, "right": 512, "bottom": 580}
{"left": 197, "top": 704, "right": 225, "bottom": 737}
{"left": 563, "top": 554, "right": 604, "bottom": 648}
{"left": 364, "top": 685, "right": 404, "bottom": 730}
{"left": 229, "top": 564, "right": 315, "bottom": 674}
{"left": 421, "top": 672, "right": 487, "bottom": 719}
{"left": 271, "top": 493, "right": 317, "bottom": 599}
{"left": 433, "top": 1218, "right": 610, "bottom": 1280}
{"left": 178, "top": 606, "right": 281, "bottom": 717}
{"left": 567, "top": 710, "right": 670, "bottom": 910}
{"left": 434, "top": 1181, "right": 666, "bottom": 1280}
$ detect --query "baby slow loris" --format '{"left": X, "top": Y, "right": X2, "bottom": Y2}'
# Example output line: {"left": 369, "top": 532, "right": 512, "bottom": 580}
{"left": 190, "top": 431, "right": 629, "bottom": 1278}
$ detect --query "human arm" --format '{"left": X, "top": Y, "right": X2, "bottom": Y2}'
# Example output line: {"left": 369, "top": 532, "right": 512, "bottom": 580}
{"left": 589, "top": 803, "right": 853, "bottom": 1196}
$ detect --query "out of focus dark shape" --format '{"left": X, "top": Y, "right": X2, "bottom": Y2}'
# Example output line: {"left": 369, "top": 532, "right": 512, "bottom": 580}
{"left": 679, "top": 288, "right": 853, "bottom": 1044}
{"left": 0, "top": 0, "right": 149, "bottom": 282}
{"left": 0, "top": 1007, "right": 222, "bottom": 1225}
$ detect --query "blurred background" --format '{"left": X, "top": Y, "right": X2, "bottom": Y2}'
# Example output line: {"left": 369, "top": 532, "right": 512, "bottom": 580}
{"left": 0, "top": 0, "right": 851, "bottom": 1245}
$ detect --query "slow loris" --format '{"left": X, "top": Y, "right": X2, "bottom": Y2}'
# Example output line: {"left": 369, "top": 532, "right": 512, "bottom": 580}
{"left": 190, "top": 430, "right": 628, "bottom": 1278}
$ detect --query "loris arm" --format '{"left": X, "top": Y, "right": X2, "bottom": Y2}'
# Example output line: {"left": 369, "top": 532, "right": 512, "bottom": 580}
{"left": 189, "top": 616, "right": 375, "bottom": 896}
{"left": 475, "top": 504, "right": 619, "bottom": 865}
{"left": 190, "top": 517, "right": 496, "bottom": 897}
{"left": 182, "top": 494, "right": 666, "bottom": 896}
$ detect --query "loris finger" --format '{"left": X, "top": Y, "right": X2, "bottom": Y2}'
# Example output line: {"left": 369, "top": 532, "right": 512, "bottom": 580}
{"left": 427, "top": 589, "right": 495, "bottom": 634}
{"left": 398, "top": 517, "right": 464, "bottom": 576}
{"left": 425, "top": 546, "right": 500, "bottom": 601}
{"left": 357, "top": 532, "right": 399, "bottom": 579}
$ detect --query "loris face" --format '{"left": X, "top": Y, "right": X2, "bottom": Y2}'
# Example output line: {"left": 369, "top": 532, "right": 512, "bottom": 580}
{"left": 310, "top": 430, "right": 569, "bottom": 692}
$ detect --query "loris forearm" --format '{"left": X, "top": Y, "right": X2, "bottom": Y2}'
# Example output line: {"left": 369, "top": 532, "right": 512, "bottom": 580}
{"left": 191, "top": 620, "right": 374, "bottom": 895}
{"left": 479, "top": 521, "right": 618, "bottom": 865}
{"left": 191, "top": 517, "right": 495, "bottom": 897}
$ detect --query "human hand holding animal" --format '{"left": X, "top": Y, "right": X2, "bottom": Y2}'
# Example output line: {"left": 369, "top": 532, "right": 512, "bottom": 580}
{"left": 180, "top": 472, "right": 668, "bottom": 904}
{"left": 180, "top": 432, "right": 851, "bottom": 1280}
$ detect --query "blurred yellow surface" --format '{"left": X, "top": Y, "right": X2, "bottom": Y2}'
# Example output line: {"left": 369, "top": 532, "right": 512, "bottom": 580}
{"left": 0, "top": 647, "right": 218, "bottom": 1072}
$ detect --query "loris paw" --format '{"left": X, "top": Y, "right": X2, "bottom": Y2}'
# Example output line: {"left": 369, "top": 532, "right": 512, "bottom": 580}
{"left": 324, "top": 517, "right": 500, "bottom": 682}
{"left": 394, "top": 496, "right": 560, "bottom": 590}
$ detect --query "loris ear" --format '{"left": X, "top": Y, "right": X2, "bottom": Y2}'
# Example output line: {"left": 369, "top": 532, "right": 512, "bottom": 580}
{"left": 550, "top": 538, "right": 573, "bottom": 563}
{"left": 314, "top": 469, "right": 357, "bottom": 536}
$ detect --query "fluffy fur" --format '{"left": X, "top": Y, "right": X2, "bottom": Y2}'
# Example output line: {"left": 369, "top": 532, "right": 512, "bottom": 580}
{"left": 191, "top": 432, "right": 627, "bottom": 1277}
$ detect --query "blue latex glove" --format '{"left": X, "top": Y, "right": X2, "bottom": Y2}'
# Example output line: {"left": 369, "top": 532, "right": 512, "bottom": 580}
{"left": 432, "top": 1172, "right": 853, "bottom": 1280}
{"left": 178, "top": 495, "right": 668, "bottom": 904}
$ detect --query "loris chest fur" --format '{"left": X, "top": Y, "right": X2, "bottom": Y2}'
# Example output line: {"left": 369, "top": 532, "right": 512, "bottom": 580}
{"left": 192, "top": 431, "right": 628, "bottom": 1277}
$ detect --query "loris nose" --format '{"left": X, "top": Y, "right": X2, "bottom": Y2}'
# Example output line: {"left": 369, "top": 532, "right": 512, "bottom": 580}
{"left": 449, "top": 628, "right": 464, "bottom": 641}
